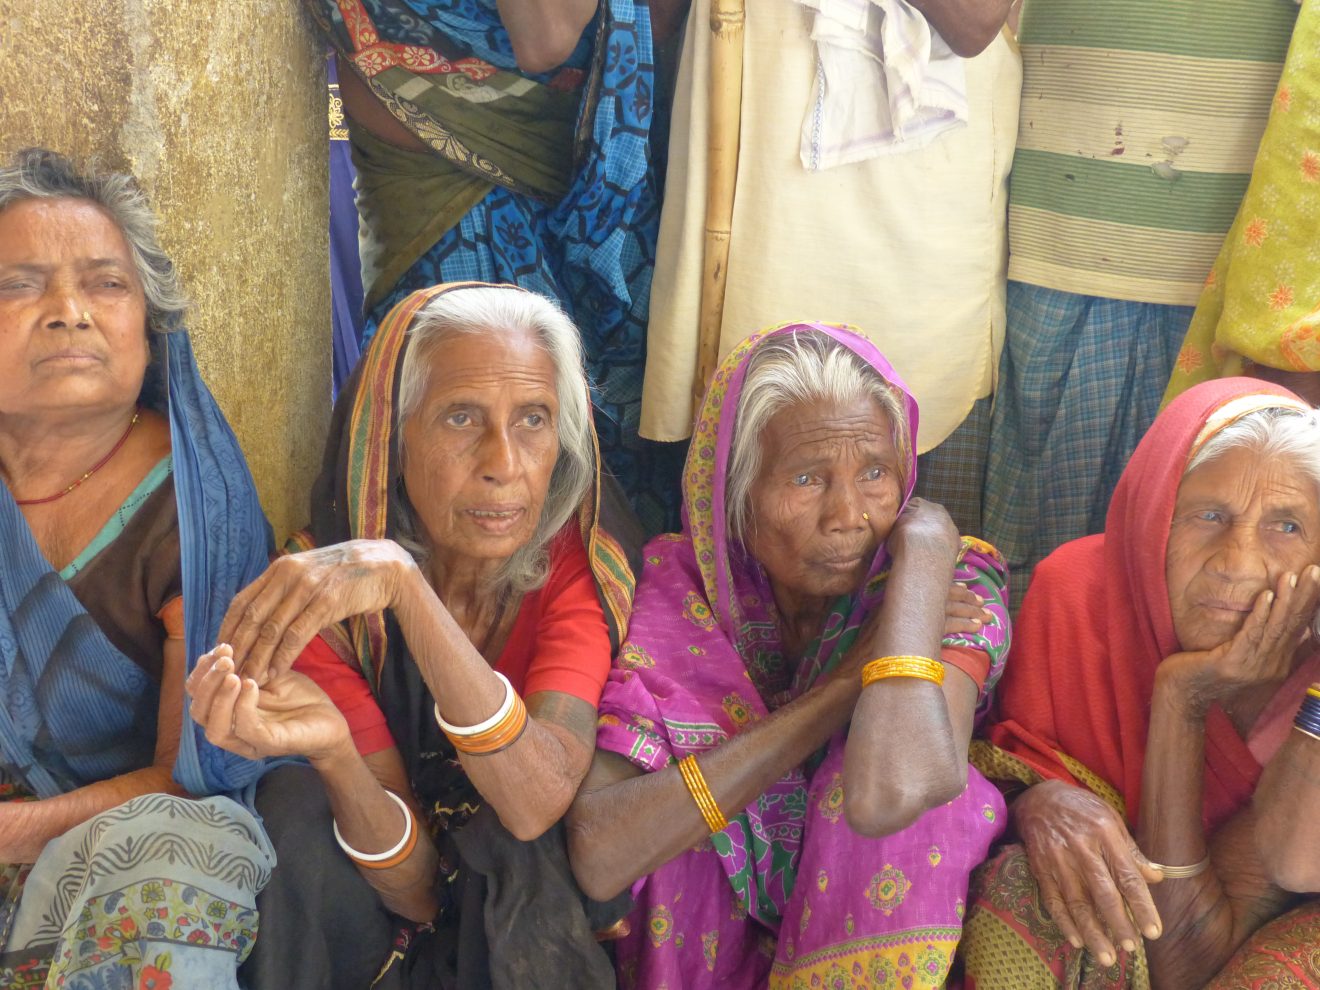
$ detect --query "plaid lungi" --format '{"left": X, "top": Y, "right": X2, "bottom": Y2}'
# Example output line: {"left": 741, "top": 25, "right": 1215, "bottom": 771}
{"left": 983, "top": 281, "right": 1192, "bottom": 610}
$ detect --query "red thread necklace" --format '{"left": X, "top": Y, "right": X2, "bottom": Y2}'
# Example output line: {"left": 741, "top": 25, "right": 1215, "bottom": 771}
{"left": 14, "top": 410, "right": 141, "bottom": 506}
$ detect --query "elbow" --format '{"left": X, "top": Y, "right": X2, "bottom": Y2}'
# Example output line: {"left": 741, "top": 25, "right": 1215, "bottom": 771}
{"left": 492, "top": 775, "right": 577, "bottom": 842}
{"left": 501, "top": 807, "right": 561, "bottom": 843}
{"left": 845, "top": 763, "right": 967, "bottom": 838}
{"left": 933, "top": 3, "right": 1009, "bottom": 58}
{"left": 942, "top": 24, "right": 999, "bottom": 58}
{"left": 1258, "top": 840, "right": 1320, "bottom": 894}
{"left": 565, "top": 811, "right": 628, "bottom": 903}
{"left": 510, "top": 27, "right": 585, "bottom": 74}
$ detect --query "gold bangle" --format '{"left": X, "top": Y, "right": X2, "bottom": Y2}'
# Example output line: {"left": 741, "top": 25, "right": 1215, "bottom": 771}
{"left": 861, "top": 655, "right": 945, "bottom": 688}
{"left": 677, "top": 754, "right": 728, "bottom": 833}
{"left": 1146, "top": 856, "right": 1210, "bottom": 879}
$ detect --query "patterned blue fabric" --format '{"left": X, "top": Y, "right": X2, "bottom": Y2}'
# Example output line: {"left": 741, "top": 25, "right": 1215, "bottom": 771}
{"left": 982, "top": 281, "right": 1193, "bottom": 608}
{"left": 384, "top": 0, "right": 593, "bottom": 70}
{"left": 0, "top": 331, "right": 272, "bottom": 799}
{"left": 363, "top": 0, "right": 685, "bottom": 532}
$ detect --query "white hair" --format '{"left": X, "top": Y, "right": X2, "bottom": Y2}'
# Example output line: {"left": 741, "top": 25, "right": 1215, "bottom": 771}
{"left": 0, "top": 148, "right": 187, "bottom": 335}
{"left": 395, "top": 286, "right": 594, "bottom": 593}
{"left": 1187, "top": 405, "right": 1320, "bottom": 494}
{"left": 726, "top": 328, "right": 910, "bottom": 544}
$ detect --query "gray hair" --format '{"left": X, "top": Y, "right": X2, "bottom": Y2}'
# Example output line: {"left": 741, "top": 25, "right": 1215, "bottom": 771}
{"left": 395, "top": 285, "right": 595, "bottom": 594}
{"left": 726, "top": 328, "right": 910, "bottom": 544}
{"left": 0, "top": 148, "right": 187, "bottom": 335}
{"left": 1187, "top": 405, "right": 1320, "bottom": 493}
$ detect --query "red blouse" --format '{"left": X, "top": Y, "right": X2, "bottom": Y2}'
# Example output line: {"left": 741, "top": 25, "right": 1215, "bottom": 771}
{"left": 294, "top": 528, "right": 612, "bottom": 756}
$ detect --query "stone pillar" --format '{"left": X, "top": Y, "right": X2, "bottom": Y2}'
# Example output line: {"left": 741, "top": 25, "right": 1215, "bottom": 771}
{"left": 0, "top": 0, "right": 330, "bottom": 540}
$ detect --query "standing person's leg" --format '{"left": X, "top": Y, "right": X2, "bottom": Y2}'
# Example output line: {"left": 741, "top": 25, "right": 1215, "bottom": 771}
{"left": 983, "top": 282, "right": 1191, "bottom": 610}
{"left": 915, "top": 396, "right": 992, "bottom": 538}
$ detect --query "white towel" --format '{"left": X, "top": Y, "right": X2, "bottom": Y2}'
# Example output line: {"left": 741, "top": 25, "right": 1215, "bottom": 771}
{"left": 796, "top": 0, "right": 968, "bottom": 170}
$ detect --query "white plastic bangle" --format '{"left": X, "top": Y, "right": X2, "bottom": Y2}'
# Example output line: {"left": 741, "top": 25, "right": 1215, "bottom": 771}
{"left": 332, "top": 788, "right": 412, "bottom": 863}
{"left": 434, "top": 671, "right": 515, "bottom": 737}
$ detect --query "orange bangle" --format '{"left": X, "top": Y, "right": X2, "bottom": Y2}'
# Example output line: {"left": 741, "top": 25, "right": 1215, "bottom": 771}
{"left": 861, "top": 655, "right": 945, "bottom": 688}
{"left": 448, "top": 692, "right": 529, "bottom": 755}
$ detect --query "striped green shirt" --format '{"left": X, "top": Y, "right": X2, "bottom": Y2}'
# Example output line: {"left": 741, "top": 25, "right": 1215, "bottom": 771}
{"left": 1008, "top": 0, "right": 1298, "bottom": 306}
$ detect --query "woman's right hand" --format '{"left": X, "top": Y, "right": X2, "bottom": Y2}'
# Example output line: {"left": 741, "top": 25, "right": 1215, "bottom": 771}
{"left": 1014, "top": 779, "right": 1164, "bottom": 966}
{"left": 219, "top": 539, "right": 421, "bottom": 685}
{"left": 185, "top": 644, "right": 353, "bottom": 764}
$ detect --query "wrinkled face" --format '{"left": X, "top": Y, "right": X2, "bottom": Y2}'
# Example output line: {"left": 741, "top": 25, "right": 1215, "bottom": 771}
{"left": 744, "top": 395, "right": 904, "bottom": 604}
{"left": 400, "top": 325, "right": 560, "bottom": 565}
{"left": 1166, "top": 445, "right": 1320, "bottom": 652}
{"left": 0, "top": 198, "right": 151, "bottom": 421}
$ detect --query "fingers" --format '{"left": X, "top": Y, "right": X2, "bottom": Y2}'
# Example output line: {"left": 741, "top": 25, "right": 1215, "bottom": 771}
{"left": 1028, "top": 849, "right": 1088, "bottom": 955}
{"left": 944, "top": 583, "right": 993, "bottom": 635}
{"left": 232, "top": 677, "right": 274, "bottom": 747}
{"left": 1053, "top": 859, "right": 1120, "bottom": 966}
{"left": 187, "top": 651, "right": 258, "bottom": 759}
{"left": 217, "top": 570, "right": 272, "bottom": 651}
{"left": 231, "top": 580, "right": 319, "bottom": 685}
{"left": 185, "top": 645, "right": 234, "bottom": 723}
{"left": 1104, "top": 841, "right": 1163, "bottom": 942}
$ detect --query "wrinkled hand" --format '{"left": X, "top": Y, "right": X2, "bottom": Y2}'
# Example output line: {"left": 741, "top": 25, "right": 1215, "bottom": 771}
{"left": 944, "top": 581, "right": 992, "bottom": 636}
{"left": 1015, "top": 780, "right": 1164, "bottom": 966}
{"left": 1163, "top": 566, "right": 1320, "bottom": 712}
{"left": 186, "top": 644, "right": 353, "bottom": 763}
{"left": 885, "top": 498, "right": 961, "bottom": 565}
{"left": 220, "top": 539, "right": 419, "bottom": 683}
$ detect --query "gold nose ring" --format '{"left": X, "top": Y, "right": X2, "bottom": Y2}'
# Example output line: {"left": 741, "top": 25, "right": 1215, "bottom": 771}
{"left": 862, "top": 511, "right": 870, "bottom": 521}
{"left": 81, "top": 311, "right": 91, "bottom": 322}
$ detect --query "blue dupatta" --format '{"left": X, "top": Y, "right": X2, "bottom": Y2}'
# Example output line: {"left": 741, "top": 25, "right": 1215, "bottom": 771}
{"left": 0, "top": 330, "right": 272, "bottom": 798}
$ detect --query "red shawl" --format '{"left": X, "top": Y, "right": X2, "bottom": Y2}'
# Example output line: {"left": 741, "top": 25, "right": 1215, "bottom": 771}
{"left": 989, "top": 378, "right": 1310, "bottom": 831}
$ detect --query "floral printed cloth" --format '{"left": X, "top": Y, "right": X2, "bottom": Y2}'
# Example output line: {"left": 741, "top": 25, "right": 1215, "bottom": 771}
{"left": 1167, "top": 1, "right": 1320, "bottom": 397}
{"left": 0, "top": 794, "right": 272, "bottom": 990}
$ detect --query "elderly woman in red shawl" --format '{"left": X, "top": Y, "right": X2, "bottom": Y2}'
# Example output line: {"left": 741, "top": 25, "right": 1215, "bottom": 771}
{"left": 964, "top": 378, "right": 1320, "bottom": 989}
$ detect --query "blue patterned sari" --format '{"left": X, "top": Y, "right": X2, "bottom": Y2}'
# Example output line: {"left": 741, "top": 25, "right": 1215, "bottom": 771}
{"left": 309, "top": 0, "right": 683, "bottom": 531}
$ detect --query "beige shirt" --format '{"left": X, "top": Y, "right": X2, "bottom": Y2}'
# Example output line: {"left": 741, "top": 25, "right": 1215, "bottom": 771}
{"left": 641, "top": 0, "right": 1022, "bottom": 451}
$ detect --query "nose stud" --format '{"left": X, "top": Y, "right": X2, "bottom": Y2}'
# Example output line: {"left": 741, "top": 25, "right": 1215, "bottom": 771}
{"left": 862, "top": 512, "right": 870, "bottom": 522}
{"left": 81, "top": 311, "right": 91, "bottom": 323}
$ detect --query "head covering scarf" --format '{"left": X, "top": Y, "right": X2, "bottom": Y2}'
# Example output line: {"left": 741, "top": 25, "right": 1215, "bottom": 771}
{"left": 987, "top": 377, "right": 1316, "bottom": 830}
{"left": 597, "top": 323, "right": 1010, "bottom": 987}
{"left": 0, "top": 330, "right": 273, "bottom": 799}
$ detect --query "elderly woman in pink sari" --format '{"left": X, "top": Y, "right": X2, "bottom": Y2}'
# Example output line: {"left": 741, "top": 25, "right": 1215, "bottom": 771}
{"left": 567, "top": 324, "right": 1011, "bottom": 989}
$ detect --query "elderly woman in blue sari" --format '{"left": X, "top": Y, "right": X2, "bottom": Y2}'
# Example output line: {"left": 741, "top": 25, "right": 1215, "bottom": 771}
{"left": 0, "top": 148, "right": 274, "bottom": 989}
{"left": 305, "top": 0, "right": 686, "bottom": 531}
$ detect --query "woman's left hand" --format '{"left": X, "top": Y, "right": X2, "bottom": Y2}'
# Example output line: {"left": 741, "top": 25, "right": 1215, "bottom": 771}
{"left": 220, "top": 539, "right": 420, "bottom": 683}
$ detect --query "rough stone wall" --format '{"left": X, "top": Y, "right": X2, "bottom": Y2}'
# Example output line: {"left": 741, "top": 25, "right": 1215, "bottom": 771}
{"left": 0, "top": 0, "right": 331, "bottom": 539}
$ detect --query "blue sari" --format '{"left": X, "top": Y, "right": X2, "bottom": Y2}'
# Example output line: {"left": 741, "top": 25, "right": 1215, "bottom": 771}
{"left": 312, "top": 0, "right": 684, "bottom": 532}
{"left": 0, "top": 330, "right": 276, "bottom": 989}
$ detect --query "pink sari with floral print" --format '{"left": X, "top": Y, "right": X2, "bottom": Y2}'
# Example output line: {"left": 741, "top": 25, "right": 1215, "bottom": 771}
{"left": 596, "top": 324, "right": 1009, "bottom": 989}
